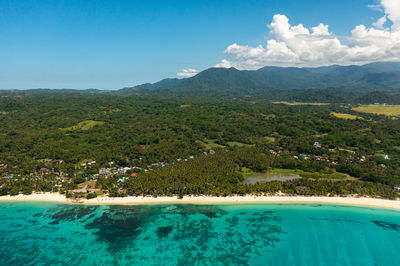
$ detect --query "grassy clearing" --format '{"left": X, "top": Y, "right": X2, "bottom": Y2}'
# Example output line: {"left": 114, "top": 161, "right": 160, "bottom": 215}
{"left": 264, "top": 136, "right": 276, "bottom": 142}
{"left": 243, "top": 168, "right": 356, "bottom": 181}
{"left": 353, "top": 105, "right": 400, "bottom": 117}
{"left": 227, "top": 141, "right": 255, "bottom": 147}
{"left": 313, "top": 133, "right": 328, "bottom": 138}
{"left": 201, "top": 139, "right": 225, "bottom": 150}
{"left": 338, "top": 148, "right": 356, "bottom": 154}
{"left": 272, "top": 101, "right": 329, "bottom": 106}
{"left": 240, "top": 167, "right": 255, "bottom": 178}
{"left": 260, "top": 114, "right": 276, "bottom": 119}
{"left": 60, "top": 120, "right": 105, "bottom": 132}
{"left": 331, "top": 112, "right": 364, "bottom": 120}
{"left": 300, "top": 171, "right": 356, "bottom": 181}
{"left": 273, "top": 168, "right": 357, "bottom": 180}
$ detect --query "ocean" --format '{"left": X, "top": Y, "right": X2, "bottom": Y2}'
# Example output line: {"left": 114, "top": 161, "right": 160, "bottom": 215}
{"left": 0, "top": 202, "right": 399, "bottom": 265}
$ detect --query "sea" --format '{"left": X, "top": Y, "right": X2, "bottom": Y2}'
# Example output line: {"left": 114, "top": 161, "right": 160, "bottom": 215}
{"left": 0, "top": 202, "right": 399, "bottom": 265}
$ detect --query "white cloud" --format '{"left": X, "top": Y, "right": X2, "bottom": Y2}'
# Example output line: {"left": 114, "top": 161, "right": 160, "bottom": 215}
{"left": 373, "top": 15, "right": 387, "bottom": 29}
{"left": 214, "top": 59, "right": 232, "bottom": 68}
{"left": 177, "top": 68, "right": 198, "bottom": 78}
{"left": 381, "top": 0, "right": 400, "bottom": 31}
{"left": 215, "top": 0, "right": 400, "bottom": 69}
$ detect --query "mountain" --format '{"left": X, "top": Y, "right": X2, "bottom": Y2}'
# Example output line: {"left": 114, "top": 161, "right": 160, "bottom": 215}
{"left": 126, "top": 62, "right": 400, "bottom": 99}
{"left": 363, "top": 62, "right": 400, "bottom": 73}
{"left": 134, "top": 78, "right": 182, "bottom": 90}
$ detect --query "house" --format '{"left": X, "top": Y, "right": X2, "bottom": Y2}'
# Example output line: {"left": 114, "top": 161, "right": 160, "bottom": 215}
{"left": 117, "top": 177, "right": 128, "bottom": 183}
{"left": 377, "top": 154, "right": 390, "bottom": 160}
{"left": 394, "top": 185, "right": 400, "bottom": 191}
{"left": 313, "top": 142, "right": 322, "bottom": 148}
{"left": 99, "top": 168, "right": 113, "bottom": 176}
{"left": 49, "top": 159, "right": 64, "bottom": 164}
{"left": 40, "top": 168, "right": 50, "bottom": 175}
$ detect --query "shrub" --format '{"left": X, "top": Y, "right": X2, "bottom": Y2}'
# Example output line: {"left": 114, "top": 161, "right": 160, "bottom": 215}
{"left": 86, "top": 192, "right": 97, "bottom": 199}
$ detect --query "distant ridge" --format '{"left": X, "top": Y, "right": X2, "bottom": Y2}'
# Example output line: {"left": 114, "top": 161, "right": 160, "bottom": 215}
{"left": 122, "top": 62, "right": 400, "bottom": 99}
{"left": 2, "top": 62, "right": 400, "bottom": 104}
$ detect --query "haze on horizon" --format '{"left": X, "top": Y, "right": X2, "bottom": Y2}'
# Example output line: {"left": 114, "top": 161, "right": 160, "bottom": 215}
{"left": 1, "top": 0, "right": 399, "bottom": 90}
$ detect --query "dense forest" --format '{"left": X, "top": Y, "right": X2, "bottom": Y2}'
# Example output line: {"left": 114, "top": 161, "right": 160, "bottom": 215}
{"left": 0, "top": 92, "right": 399, "bottom": 199}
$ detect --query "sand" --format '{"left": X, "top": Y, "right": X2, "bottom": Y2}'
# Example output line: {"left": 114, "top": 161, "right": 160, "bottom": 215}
{"left": 0, "top": 192, "right": 400, "bottom": 210}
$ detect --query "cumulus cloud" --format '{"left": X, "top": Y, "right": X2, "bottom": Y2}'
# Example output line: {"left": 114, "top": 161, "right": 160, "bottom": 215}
{"left": 215, "top": 0, "right": 400, "bottom": 69}
{"left": 177, "top": 68, "right": 198, "bottom": 78}
{"left": 214, "top": 59, "right": 232, "bottom": 68}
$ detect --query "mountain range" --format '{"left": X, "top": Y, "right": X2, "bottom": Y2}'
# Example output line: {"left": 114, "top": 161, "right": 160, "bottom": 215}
{"left": 120, "top": 62, "right": 400, "bottom": 103}
{"left": 3, "top": 62, "right": 400, "bottom": 104}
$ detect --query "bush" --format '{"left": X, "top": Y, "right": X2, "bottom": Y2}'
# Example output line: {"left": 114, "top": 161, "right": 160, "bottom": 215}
{"left": 73, "top": 176, "right": 86, "bottom": 184}
{"left": 22, "top": 186, "right": 33, "bottom": 195}
{"left": 10, "top": 187, "right": 20, "bottom": 196}
{"left": 86, "top": 192, "right": 97, "bottom": 199}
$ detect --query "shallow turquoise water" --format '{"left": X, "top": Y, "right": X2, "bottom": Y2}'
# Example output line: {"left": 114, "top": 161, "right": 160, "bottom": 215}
{"left": 0, "top": 202, "right": 399, "bottom": 265}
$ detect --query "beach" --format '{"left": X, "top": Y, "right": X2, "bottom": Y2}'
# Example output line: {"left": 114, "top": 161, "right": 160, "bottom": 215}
{"left": 1, "top": 192, "right": 400, "bottom": 210}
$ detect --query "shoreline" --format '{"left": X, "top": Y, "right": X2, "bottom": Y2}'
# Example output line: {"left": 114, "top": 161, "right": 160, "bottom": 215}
{"left": 0, "top": 193, "right": 400, "bottom": 210}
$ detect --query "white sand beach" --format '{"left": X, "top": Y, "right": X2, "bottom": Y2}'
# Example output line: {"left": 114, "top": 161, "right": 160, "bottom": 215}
{"left": 1, "top": 192, "right": 400, "bottom": 210}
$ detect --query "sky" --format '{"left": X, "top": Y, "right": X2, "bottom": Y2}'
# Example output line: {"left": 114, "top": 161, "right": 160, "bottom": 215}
{"left": 1, "top": 0, "right": 399, "bottom": 90}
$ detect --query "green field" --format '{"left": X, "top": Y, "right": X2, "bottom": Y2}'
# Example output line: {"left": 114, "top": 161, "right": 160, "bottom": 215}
{"left": 243, "top": 168, "right": 356, "bottom": 181}
{"left": 272, "top": 101, "right": 329, "bottom": 106}
{"left": 331, "top": 112, "right": 363, "bottom": 120}
{"left": 240, "top": 167, "right": 255, "bottom": 178}
{"left": 60, "top": 120, "right": 105, "bottom": 131}
{"left": 227, "top": 141, "right": 255, "bottom": 147}
{"left": 201, "top": 139, "right": 225, "bottom": 150}
{"left": 264, "top": 136, "right": 276, "bottom": 142}
{"left": 353, "top": 105, "right": 400, "bottom": 116}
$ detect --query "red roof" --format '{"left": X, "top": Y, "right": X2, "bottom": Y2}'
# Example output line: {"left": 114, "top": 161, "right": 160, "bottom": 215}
{"left": 131, "top": 173, "right": 137, "bottom": 177}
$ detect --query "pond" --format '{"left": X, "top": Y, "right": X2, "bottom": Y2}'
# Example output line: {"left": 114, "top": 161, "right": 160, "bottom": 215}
{"left": 242, "top": 172, "right": 302, "bottom": 184}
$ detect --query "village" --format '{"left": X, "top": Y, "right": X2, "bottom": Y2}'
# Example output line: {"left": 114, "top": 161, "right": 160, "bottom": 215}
{"left": 1, "top": 140, "right": 397, "bottom": 198}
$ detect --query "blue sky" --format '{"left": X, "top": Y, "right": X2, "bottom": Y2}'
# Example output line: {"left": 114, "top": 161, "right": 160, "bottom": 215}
{"left": 0, "top": 0, "right": 392, "bottom": 89}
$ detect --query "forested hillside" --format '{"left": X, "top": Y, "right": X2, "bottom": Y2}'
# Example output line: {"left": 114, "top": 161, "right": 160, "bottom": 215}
{"left": 122, "top": 62, "right": 400, "bottom": 102}
{"left": 0, "top": 92, "right": 399, "bottom": 198}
